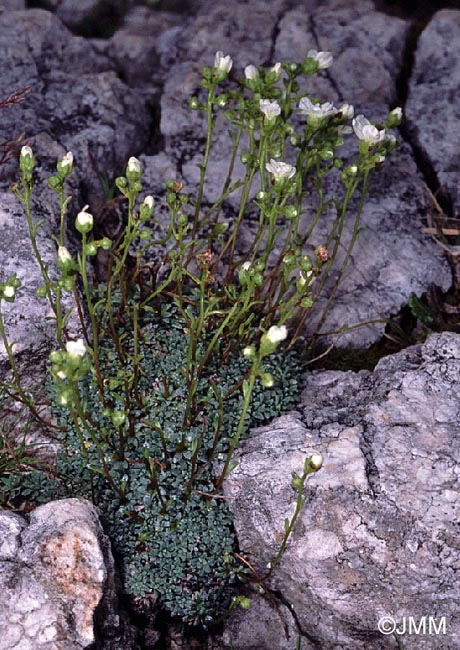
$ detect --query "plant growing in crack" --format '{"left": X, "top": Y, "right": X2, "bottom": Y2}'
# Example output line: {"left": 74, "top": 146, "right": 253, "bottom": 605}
{"left": 0, "top": 49, "right": 400, "bottom": 625}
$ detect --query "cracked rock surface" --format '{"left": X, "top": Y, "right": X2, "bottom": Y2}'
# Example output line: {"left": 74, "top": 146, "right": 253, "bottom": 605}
{"left": 224, "top": 332, "right": 460, "bottom": 650}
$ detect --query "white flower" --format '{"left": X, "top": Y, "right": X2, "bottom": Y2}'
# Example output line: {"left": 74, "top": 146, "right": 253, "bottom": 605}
{"left": 244, "top": 64, "right": 259, "bottom": 80}
{"left": 75, "top": 205, "right": 93, "bottom": 233}
{"left": 266, "top": 325, "right": 288, "bottom": 344}
{"left": 307, "top": 49, "right": 333, "bottom": 69}
{"left": 143, "top": 195, "right": 154, "bottom": 209}
{"left": 127, "top": 157, "right": 141, "bottom": 174}
{"left": 299, "top": 97, "right": 336, "bottom": 119}
{"left": 352, "top": 115, "right": 385, "bottom": 143}
{"left": 56, "top": 370, "right": 67, "bottom": 380}
{"left": 214, "top": 51, "right": 233, "bottom": 74}
{"left": 260, "top": 99, "right": 281, "bottom": 121}
{"left": 242, "top": 261, "right": 252, "bottom": 271}
{"left": 390, "top": 107, "right": 403, "bottom": 120}
{"left": 309, "top": 454, "right": 323, "bottom": 470}
{"left": 265, "top": 159, "right": 296, "bottom": 182}
{"left": 66, "top": 338, "right": 87, "bottom": 359}
{"left": 270, "top": 62, "right": 282, "bottom": 75}
{"left": 338, "top": 103, "right": 354, "bottom": 119}
{"left": 20, "top": 145, "right": 33, "bottom": 159}
{"left": 3, "top": 285, "right": 15, "bottom": 299}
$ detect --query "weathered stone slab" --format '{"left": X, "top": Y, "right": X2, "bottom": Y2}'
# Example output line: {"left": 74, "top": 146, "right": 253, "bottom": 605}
{"left": 224, "top": 332, "right": 460, "bottom": 649}
{"left": 0, "top": 498, "right": 134, "bottom": 649}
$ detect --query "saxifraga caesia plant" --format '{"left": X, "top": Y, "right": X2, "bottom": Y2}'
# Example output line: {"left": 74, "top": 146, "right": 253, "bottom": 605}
{"left": 0, "top": 49, "right": 401, "bottom": 625}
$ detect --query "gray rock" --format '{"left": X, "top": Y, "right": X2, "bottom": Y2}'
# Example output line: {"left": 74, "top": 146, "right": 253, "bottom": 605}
{"left": 0, "top": 498, "right": 136, "bottom": 649}
{"left": 0, "top": 9, "right": 150, "bottom": 207}
{"left": 105, "top": 5, "right": 185, "bottom": 87}
{"left": 405, "top": 9, "right": 460, "bottom": 216}
{"left": 275, "top": 1, "right": 408, "bottom": 104}
{"left": 221, "top": 593, "right": 309, "bottom": 650}
{"left": 223, "top": 332, "right": 460, "bottom": 649}
{"left": 34, "top": 0, "right": 124, "bottom": 31}
{"left": 0, "top": 0, "right": 25, "bottom": 9}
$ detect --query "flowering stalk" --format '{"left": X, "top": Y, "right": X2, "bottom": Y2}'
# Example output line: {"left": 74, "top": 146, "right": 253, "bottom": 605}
{"left": 263, "top": 453, "right": 323, "bottom": 579}
{"left": 215, "top": 324, "right": 288, "bottom": 490}
{"left": 13, "top": 147, "right": 67, "bottom": 348}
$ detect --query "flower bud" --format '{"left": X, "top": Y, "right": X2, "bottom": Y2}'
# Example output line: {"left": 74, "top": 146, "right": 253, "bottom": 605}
{"left": 20, "top": 145, "right": 35, "bottom": 173}
{"left": 57, "top": 246, "right": 75, "bottom": 271}
{"left": 214, "top": 51, "right": 233, "bottom": 76}
{"left": 316, "top": 246, "right": 329, "bottom": 263}
{"left": 309, "top": 454, "right": 323, "bottom": 471}
{"left": 237, "top": 596, "right": 251, "bottom": 610}
{"left": 75, "top": 205, "right": 93, "bottom": 234}
{"left": 338, "top": 103, "right": 354, "bottom": 119}
{"left": 300, "top": 296, "right": 313, "bottom": 308}
{"left": 243, "top": 345, "right": 256, "bottom": 360}
{"left": 49, "top": 350, "right": 63, "bottom": 364}
{"left": 60, "top": 276, "right": 74, "bottom": 292}
{"left": 2, "top": 285, "right": 15, "bottom": 301}
{"left": 126, "top": 156, "right": 142, "bottom": 181}
{"left": 260, "top": 372, "right": 274, "bottom": 388}
{"left": 57, "top": 151, "right": 73, "bottom": 178}
{"left": 216, "top": 94, "right": 227, "bottom": 107}
{"left": 387, "top": 106, "right": 403, "bottom": 127}
{"left": 265, "top": 62, "right": 282, "bottom": 83}
{"left": 177, "top": 213, "right": 188, "bottom": 227}
{"left": 260, "top": 324, "right": 288, "bottom": 357}
{"left": 85, "top": 241, "right": 98, "bottom": 256}
{"left": 111, "top": 410, "right": 126, "bottom": 428}
{"left": 244, "top": 64, "right": 259, "bottom": 81}
{"left": 189, "top": 96, "right": 201, "bottom": 110}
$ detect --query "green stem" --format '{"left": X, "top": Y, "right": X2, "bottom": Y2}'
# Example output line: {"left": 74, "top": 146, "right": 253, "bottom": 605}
{"left": 215, "top": 362, "right": 258, "bottom": 490}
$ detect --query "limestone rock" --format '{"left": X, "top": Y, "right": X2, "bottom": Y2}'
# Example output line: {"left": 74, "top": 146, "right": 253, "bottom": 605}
{"left": 0, "top": 8, "right": 150, "bottom": 207}
{"left": 32, "top": 0, "right": 124, "bottom": 32}
{"left": 224, "top": 332, "right": 460, "bottom": 649}
{"left": 220, "top": 593, "right": 309, "bottom": 650}
{"left": 405, "top": 9, "right": 460, "bottom": 216}
{"left": 0, "top": 498, "right": 136, "bottom": 649}
{"left": 105, "top": 5, "right": 185, "bottom": 87}
{"left": 275, "top": 1, "right": 408, "bottom": 104}
{"left": 0, "top": 0, "right": 25, "bottom": 9}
